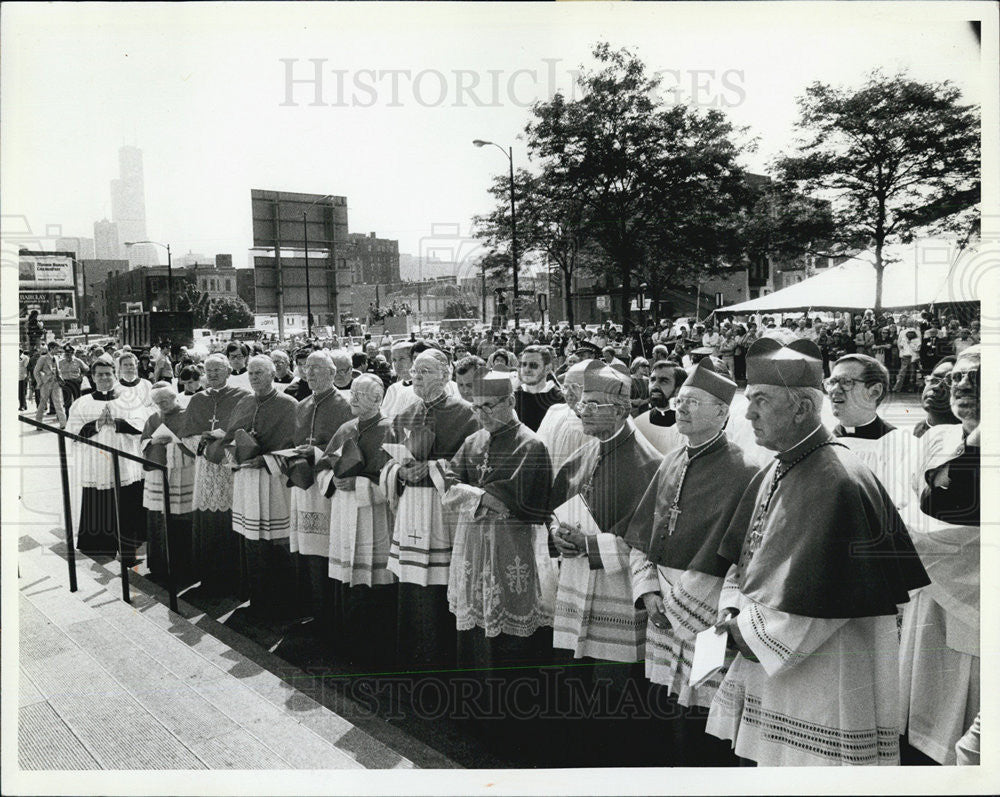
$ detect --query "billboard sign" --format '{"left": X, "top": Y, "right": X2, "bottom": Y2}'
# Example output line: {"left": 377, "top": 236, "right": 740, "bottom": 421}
{"left": 250, "top": 189, "right": 349, "bottom": 250}
{"left": 19, "top": 290, "right": 77, "bottom": 321}
{"left": 19, "top": 253, "right": 75, "bottom": 288}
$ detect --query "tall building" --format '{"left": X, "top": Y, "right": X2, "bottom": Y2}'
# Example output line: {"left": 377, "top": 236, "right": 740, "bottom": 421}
{"left": 55, "top": 237, "right": 95, "bottom": 261}
{"left": 94, "top": 219, "right": 122, "bottom": 259}
{"left": 111, "top": 145, "right": 158, "bottom": 268}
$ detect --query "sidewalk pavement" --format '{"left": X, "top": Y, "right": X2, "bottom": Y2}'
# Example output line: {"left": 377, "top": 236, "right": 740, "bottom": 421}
{"left": 12, "top": 423, "right": 454, "bottom": 773}
{"left": 17, "top": 526, "right": 418, "bottom": 771}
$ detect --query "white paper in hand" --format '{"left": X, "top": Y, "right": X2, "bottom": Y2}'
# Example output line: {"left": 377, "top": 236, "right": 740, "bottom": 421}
{"left": 428, "top": 459, "right": 448, "bottom": 494}
{"left": 270, "top": 448, "right": 300, "bottom": 459}
{"left": 316, "top": 469, "right": 335, "bottom": 495}
{"left": 152, "top": 423, "right": 180, "bottom": 443}
{"left": 552, "top": 494, "right": 601, "bottom": 536}
{"left": 382, "top": 443, "right": 415, "bottom": 464}
{"left": 690, "top": 626, "right": 729, "bottom": 687}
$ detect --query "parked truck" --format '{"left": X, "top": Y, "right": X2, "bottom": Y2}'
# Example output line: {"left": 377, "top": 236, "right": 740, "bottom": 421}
{"left": 119, "top": 310, "right": 195, "bottom": 355}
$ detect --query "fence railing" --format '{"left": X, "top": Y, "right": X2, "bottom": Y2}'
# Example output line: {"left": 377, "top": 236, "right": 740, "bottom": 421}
{"left": 19, "top": 415, "right": 179, "bottom": 613}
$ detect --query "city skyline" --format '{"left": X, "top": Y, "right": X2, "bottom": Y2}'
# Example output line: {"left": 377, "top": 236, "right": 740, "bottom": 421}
{"left": 1, "top": 3, "right": 990, "bottom": 276}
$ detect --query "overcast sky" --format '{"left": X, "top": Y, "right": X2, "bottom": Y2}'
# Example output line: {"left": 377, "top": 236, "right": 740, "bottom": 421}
{"left": 1, "top": 2, "right": 986, "bottom": 268}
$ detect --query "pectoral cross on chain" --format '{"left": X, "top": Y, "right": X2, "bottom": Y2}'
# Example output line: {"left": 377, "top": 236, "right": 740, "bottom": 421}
{"left": 666, "top": 506, "right": 681, "bottom": 536}
{"left": 476, "top": 460, "right": 492, "bottom": 486}
{"left": 208, "top": 413, "right": 220, "bottom": 430}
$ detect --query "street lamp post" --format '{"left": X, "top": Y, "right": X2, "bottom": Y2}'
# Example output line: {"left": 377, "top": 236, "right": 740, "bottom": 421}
{"left": 473, "top": 139, "right": 519, "bottom": 329}
{"left": 125, "top": 240, "right": 173, "bottom": 311}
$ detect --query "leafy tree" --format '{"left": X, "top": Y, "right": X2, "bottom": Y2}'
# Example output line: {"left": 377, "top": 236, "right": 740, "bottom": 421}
{"left": 205, "top": 296, "right": 254, "bottom": 330}
{"left": 473, "top": 170, "right": 602, "bottom": 328}
{"left": 776, "top": 71, "right": 979, "bottom": 311}
{"left": 174, "top": 281, "right": 210, "bottom": 325}
{"left": 444, "top": 299, "right": 477, "bottom": 319}
{"left": 524, "top": 43, "right": 753, "bottom": 328}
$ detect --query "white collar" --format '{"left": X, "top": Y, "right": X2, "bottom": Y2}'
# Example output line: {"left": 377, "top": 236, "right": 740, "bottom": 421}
{"left": 520, "top": 379, "right": 556, "bottom": 394}
{"left": 843, "top": 415, "right": 878, "bottom": 433}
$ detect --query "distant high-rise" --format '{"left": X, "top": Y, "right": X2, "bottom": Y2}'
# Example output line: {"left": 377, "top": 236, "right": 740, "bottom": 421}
{"left": 94, "top": 219, "right": 122, "bottom": 259}
{"left": 111, "top": 145, "right": 158, "bottom": 268}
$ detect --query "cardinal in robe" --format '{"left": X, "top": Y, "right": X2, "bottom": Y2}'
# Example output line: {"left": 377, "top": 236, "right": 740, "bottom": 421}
{"left": 66, "top": 354, "right": 153, "bottom": 563}
{"left": 226, "top": 355, "right": 298, "bottom": 618}
{"left": 381, "top": 349, "right": 479, "bottom": 672}
{"left": 287, "top": 350, "right": 353, "bottom": 631}
{"left": 441, "top": 371, "right": 554, "bottom": 754}
{"left": 631, "top": 360, "right": 686, "bottom": 456}
{"left": 547, "top": 363, "right": 662, "bottom": 766}
{"left": 140, "top": 382, "right": 196, "bottom": 585}
{"left": 321, "top": 374, "right": 396, "bottom": 669}
{"left": 183, "top": 353, "right": 251, "bottom": 597}
{"left": 824, "top": 352, "right": 915, "bottom": 509}
{"left": 898, "top": 345, "right": 981, "bottom": 765}
{"left": 706, "top": 336, "right": 929, "bottom": 766}
{"left": 624, "top": 359, "right": 758, "bottom": 765}
{"left": 444, "top": 372, "right": 554, "bottom": 662}
{"left": 534, "top": 358, "right": 603, "bottom": 472}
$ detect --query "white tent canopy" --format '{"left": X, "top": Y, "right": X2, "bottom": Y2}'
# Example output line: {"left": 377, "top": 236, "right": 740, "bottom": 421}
{"left": 717, "top": 238, "right": 982, "bottom": 314}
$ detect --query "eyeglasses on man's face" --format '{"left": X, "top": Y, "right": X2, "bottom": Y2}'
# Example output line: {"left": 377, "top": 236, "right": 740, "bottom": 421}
{"left": 822, "top": 376, "right": 868, "bottom": 392}
{"left": 949, "top": 368, "right": 979, "bottom": 388}
{"left": 574, "top": 399, "right": 619, "bottom": 415}
{"left": 670, "top": 396, "right": 704, "bottom": 410}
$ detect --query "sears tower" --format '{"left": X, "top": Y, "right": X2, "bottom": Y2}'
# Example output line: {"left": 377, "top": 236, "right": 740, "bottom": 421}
{"left": 111, "top": 145, "right": 157, "bottom": 268}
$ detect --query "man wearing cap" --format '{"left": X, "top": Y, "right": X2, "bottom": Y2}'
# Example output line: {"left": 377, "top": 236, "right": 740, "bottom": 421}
{"left": 625, "top": 360, "right": 759, "bottom": 764}
{"left": 514, "top": 345, "right": 565, "bottom": 432}
{"left": 444, "top": 373, "right": 554, "bottom": 668}
{"left": 225, "top": 355, "right": 299, "bottom": 617}
{"left": 632, "top": 360, "right": 686, "bottom": 455}
{"left": 57, "top": 344, "right": 89, "bottom": 407}
{"left": 547, "top": 363, "right": 661, "bottom": 701}
{"left": 183, "top": 353, "right": 251, "bottom": 596}
{"left": 140, "top": 382, "right": 196, "bottom": 585}
{"left": 287, "top": 350, "right": 353, "bottom": 630}
{"left": 535, "top": 359, "right": 602, "bottom": 472}
{"left": 321, "top": 374, "right": 395, "bottom": 667}
{"left": 706, "top": 337, "right": 929, "bottom": 766}
{"left": 381, "top": 349, "right": 479, "bottom": 670}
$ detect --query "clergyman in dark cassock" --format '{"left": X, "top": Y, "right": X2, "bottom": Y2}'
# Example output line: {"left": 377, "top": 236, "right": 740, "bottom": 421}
{"left": 66, "top": 355, "right": 153, "bottom": 563}
{"left": 140, "top": 382, "right": 196, "bottom": 585}
{"left": 287, "top": 351, "right": 353, "bottom": 631}
{"left": 546, "top": 363, "right": 662, "bottom": 766}
{"left": 381, "top": 350, "right": 479, "bottom": 672}
{"left": 707, "top": 336, "right": 930, "bottom": 766}
{"left": 625, "top": 359, "right": 757, "bottom": 765}
{"left": 182, "top": 354, "right": 250, "bottom": 597}
{"left": 225, "top": 355, "right": 298, "bottom": 618}
{"left": 444, "top": 372, "right": 554, "bottom": 667}
{"left": 321, "top": 374, "right": 397, "bottom": 669}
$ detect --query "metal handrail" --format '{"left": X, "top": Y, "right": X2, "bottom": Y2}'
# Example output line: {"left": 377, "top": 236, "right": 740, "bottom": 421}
{"left": 19, "top": 415, "right": 179, "bottom": 613}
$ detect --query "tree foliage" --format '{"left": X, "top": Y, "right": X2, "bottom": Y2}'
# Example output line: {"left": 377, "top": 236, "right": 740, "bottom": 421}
{"left": 205, "top": 296, "right": 254, "bottom": 330}
{"left": 523, "top": 43, "right": 754, "bottom": 326}
{"left": 775, "top": 71, "right": 980, "bottom": 310}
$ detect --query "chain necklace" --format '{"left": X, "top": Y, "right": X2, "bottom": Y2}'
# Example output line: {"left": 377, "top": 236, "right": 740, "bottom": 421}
{"left": 665, "top": 430, "right": 725, "bottom": 536}
{"left": 250, "top": 389, "right": 277, "bottom": 433}
{"left": 306, "top": 388, "right": 334, "bottom": 446}
{"left": 740, "top": 440, "right": 844, "bottom": 568}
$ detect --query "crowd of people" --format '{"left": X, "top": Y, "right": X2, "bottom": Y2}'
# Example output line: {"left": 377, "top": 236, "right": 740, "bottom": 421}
{"left": 17, "top": 303, "right": 982, "bottom": 768}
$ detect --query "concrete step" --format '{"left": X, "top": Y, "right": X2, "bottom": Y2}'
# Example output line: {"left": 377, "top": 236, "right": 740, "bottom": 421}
{"left": 17, "top": 534, "right": 416, "bottom": 770}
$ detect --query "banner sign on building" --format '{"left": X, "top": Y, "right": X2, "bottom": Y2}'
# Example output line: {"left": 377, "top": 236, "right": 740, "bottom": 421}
{"left": 19, "top": 252, "right": 78, "bottom": 322}
{"left": 19, "top": 254, "right": 76, "bottom": 289}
